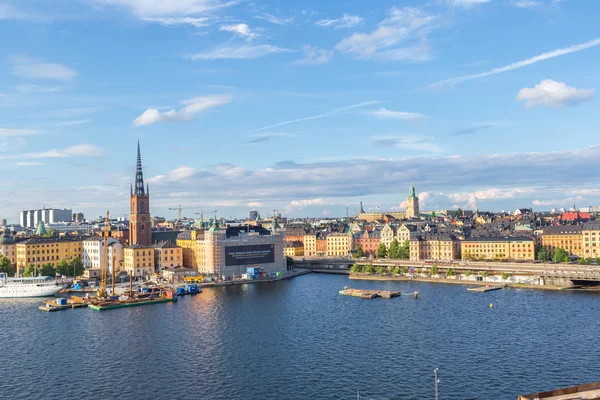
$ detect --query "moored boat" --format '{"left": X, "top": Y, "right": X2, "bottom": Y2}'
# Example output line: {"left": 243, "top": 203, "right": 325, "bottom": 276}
{"left": 0, "top": 273, "right": 67, "bottom": 298}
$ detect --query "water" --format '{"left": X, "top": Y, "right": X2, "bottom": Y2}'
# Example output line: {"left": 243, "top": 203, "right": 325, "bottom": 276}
{"left": 1, "top": 274, "right": 599, "bottom": 400}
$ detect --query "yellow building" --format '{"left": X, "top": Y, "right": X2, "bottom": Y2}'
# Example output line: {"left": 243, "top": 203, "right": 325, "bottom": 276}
{"left": 303, "top": 234, "right": 316, "bottom": 257}
{"left": 123, "top": 245, "right": 155, "bottom": 277}
{"left": 380, "top": 224, "right": 395, "bottom": 248}
{"left": 16, "top": 237, "right": 83, "bottom": 274}
{"left": 326, "top": 233, "right": 352, "bottom": 257}
{"left": 409, "top": 234, "right": 459, "bottom": 261}
{"left": 396, "top": 224, "right": 416, "bottom": 245}
{"left": 461, "top": 237, "right": 534, "bottom": 261}
{"left": 0, "top": 232, "right": 16, "bottom": 266}
{"left": 176, "top": 230, "right": 204, "bottom": 269}
{"left": 582, "top": 223, "right": 600, "bottom": 258}
{"left": 284, "top": 241, "right": 304, "bottom": 257}
{"left": 154, "top": 241, "right": 183, "bottom": 270}
{"left": 542, "top": 226, "right": 583, "bottom": 257}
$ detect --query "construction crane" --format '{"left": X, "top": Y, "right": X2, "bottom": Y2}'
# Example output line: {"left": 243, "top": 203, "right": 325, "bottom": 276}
{"left": 169, "top": 205, "right": 183, "bottom": 221}
{"left": 97, "top": 210, "right": 110, "bottom": 298}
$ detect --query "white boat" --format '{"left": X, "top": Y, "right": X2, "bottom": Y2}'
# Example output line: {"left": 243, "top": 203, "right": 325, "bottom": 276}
{"left": 0, "top": 273, "right": 67, "bottom": 298}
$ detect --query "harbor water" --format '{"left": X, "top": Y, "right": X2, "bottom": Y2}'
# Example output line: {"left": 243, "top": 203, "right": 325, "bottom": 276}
{"left": 1, "top": 273, "right": 599, "bottom": 399}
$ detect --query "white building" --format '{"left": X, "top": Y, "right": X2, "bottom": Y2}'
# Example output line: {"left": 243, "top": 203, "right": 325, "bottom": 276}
{"left": 20, "top": 208, "right": 73, "bottom": 228}
{"left": 82, "top": 237, "right": 124, "bottom": 274}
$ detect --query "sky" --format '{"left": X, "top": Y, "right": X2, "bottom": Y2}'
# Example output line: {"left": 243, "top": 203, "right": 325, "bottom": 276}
{"left": 1, "top": 0, "right": 600, "bottom": 222}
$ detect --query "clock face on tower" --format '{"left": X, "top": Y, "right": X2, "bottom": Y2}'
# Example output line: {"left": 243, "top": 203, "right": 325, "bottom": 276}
{"left": 141, "top": 216, "right": 146, "bottom": 221}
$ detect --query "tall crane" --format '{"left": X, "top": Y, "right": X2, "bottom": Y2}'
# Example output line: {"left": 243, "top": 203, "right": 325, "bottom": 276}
{"left": 169, "top": 205, "right": 183, "bottom": 221}
{"left": 97, "top": 210, "right": 110, "bottom": 298}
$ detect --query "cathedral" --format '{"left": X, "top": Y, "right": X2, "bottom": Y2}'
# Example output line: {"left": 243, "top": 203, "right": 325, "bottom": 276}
{"left": 129, "top": 141, "right": 152, "bottom": 246}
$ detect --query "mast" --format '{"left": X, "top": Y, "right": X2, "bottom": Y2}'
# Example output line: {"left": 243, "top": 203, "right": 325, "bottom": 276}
{"left": 98, "top": 210, "right": 109, "bottom": 298}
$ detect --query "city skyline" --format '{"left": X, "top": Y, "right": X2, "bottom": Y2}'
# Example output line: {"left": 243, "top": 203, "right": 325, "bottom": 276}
{"left": 1, "top": 0, "right": 600, "bottom": 221}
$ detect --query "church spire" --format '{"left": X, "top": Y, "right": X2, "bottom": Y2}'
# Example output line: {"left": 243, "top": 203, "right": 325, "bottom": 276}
{"left": 135, "top": 140, "right": 146, "bottom": 197}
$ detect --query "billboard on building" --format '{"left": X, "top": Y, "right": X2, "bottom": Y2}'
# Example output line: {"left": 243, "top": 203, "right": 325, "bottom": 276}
{"left": 225, "top": 244, "right": 275, "bottom": 266}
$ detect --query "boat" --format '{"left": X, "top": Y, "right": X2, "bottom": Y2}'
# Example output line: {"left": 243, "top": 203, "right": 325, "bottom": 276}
{"left": 0, "top": 273, "right": 68, "bottom": 298}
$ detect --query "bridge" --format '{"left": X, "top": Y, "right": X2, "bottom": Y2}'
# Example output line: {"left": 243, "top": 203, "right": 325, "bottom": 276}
{"left": 293, "top": 258, "right": 600, "bottom": 286}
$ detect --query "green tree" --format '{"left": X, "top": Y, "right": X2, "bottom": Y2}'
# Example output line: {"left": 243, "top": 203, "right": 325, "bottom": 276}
{"left": 39, "top": 263, "right": 56, "bottom": 277}
{"left": 388, "top": 239, "right": 401, "bottom": 259}
{"left": 400, "top": 265, "right": 409, "bottom": 274}
{"left": 430, "top": 264, "right": 438, "bottom": 275}
{"left": 398, "top": 240, "right": 410, "bottom": 260}
{"left": 43, "top": 228, "right": 56, "bottom": 238}
{"left": 446, "top": 268, "right": 456, "bottom": 277}
{"left": 536, "top": 246, "right": 551, "bottom": 262}
{"left": 55, "top": 260, "right": 70, "bottom": 276}
{"left": 375, "top": 243, "right": 388, "bottom": 259}
{"left": 364, "top": 264, "right": 375, "bottom": 274}
{"left": 353, "top": 245, "right": 365, "bottom": 258}
{"left": 390, "top": 266, "right": 399, "bottom": 274}
{"left": 553, "top": 248, "right": 569, "bottom": 263}
{"left": 481, "top": 271, "right": 490, "bottom": 279}
{"left": 376, "top": 266, "right": 387, "bottom": 275}
{"left": 350, "top": 264, "right": 362, "bottom": 273}
{"left": 501, "top": 272, "right": 512, "bottom": 280}
{"left": 463, "top": 270, "right": 472, "bottom": 277}
{"left": 23, "top": 264, "right": 36, "bottom": 277}
{"left": 0, "top": 255, "right": 14, "bottom": 277}
{"left": 57, "top": 257, "right": 85, "bottom": 277}
{"left": 431, "top": 211, "right": 436, "bottom": 219}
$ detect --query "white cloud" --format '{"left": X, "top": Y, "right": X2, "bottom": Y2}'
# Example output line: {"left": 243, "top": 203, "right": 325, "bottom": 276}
{"left": 133, "top": 94, "right": 231, "bottom": 126}
{"left": 19, "top": 144, "right": 105, "bottom": 159}
{"left": 254, "top": 12, "right": 293, "bottom": 25}
{"left": 0, "top": 128, "right": 42, "bottom": 137}
{"left": 11, "top": 56, "right": 78, "bottom": 81}
{"left": 15, "top": 162, "right": 44, "bottom": 167}
{"left": 512, "top": 0, "right": 542, "bottom": 7}
{"left": 56, "top": 120, "right": 92, "bottom": 127}
{"left": 516, "top": 79, "right": 594, "bottom": 108}
{"left": 219, "top": 23, "right": 260, "bottom": 40}
{"left": 431, "top": 37, "right": 600, "bottom": 88}
{"left": 148, "top": 166, "right": 200, "bottom": 184}
{"left": 96, "top": 0, "right": 236, "bottom": 18}
{"left": 187, "top": 44, "right": 291, "bottom": 60}
{"left": 369, "top": 108, "right": 428, "bottom": 120}
{"left": 315, "top": 14, "right": 363, "bottom": 29}
{"left": 248, "top": 201, "right": 263, "bottom": 208}
{"left": 251, "top": 100, "right": 379, "bottom": 133}
{"left": 371, "top": 136, "right": 441, "bottom": 153}
{"left": 447, "top": 0, "right": 491, "bottom": 6}
{"left": 294, "top": 45, "right": 332, "bottom": 65}
{"left": 335, "top": 7, "right": 437, "bottom": 62}
{"left": 142, "top": 17, "right": 210, "bottom": 27}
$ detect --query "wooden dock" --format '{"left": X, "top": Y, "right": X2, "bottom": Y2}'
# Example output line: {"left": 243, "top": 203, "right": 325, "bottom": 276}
{"left": 39, "top": 297, "right": 89, "bottom": 312}
{"left": 339, "top": 288, "right": 400, "bottom": 299}
{"left": 467, "top": 285, "right": 505, "bottom": 293}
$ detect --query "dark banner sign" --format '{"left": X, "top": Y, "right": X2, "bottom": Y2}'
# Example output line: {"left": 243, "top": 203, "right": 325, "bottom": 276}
{"left": 225, "top": 244, "right": 275, "bottom": 266}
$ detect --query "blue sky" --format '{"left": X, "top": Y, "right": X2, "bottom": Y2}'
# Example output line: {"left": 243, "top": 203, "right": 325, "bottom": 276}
{"left": 1, "top": 0, "right": 600, "bottom": 222}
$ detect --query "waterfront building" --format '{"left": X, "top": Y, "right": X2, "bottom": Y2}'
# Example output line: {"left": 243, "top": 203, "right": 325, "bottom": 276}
{"left": 380, "top": 224, "right": 395, "bottom": 248}
{"left": 326, "top": 232, "right": 352, "bottom": 257}
{"left": 123, "top": 245, "right": 155, "bottom": 277}
{"left": 129, "top": 141, "right": 152, "bottom": 246}
{"left": 461, "top": 237, "right": 534, "bottom": 261}
{"left": 20, "top": 208, "right": 73, "bottom": 229}
{"left": 352, "top": 229, "right": 381, "bottom": 257}
{"left": 542, "top": 226, "right": 583, "bottom": 257}
{"left": 16, "top": 237, "right": 84, "bottom": 273}
{"left": 284, "top": 226, "right": 307, "bottom": 245}
{"left": 82, "top": 237, "right": 123, "bottom": 273}
{"left": 284, "top": 241, "right": 304, "bottom": 257}
{"left": 176, "top": 230, "right": 204, "bottom": 269}
{"left": 406, "top": 185, "right": 420, "bottom": 219}
{"left": 303, "top": 233, "right": 316, "bottom": 257}
{"left": 316, "top": 234, "right": 327, "bottom": 256}
{"left": 582, "top": 222, "right": 600, "bottom": 258}
{"left": 0, "top": 232, "right": 16, "bottom": 266}
{"left": 409, "top": 234, "right": 459, "bottom": 261}
{"left": 396, "top": 224, "right": 416, "bottom": 245}
{"left": 154, "top": 241, "right": 183, "bottom": 270}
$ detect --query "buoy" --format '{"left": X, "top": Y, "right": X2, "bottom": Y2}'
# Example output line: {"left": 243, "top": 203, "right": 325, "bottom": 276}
{"left": 489, "top": 303, "right": 493, "bottom": 309}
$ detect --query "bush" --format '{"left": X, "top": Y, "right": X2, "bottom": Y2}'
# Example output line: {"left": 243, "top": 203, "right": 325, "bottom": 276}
{"left": 501, "top": 272, "right": 511, "bottom": 280}
{"left": 364, "top": 264, "right": 375, "bottom": 274}
{"left": 430, "top": 264, "right": 439, "bottom": 275}
{"left": 376, "top": 267, "right": 387, "bottom": 275}
{"left": 463, "top": 270, "right": 472, "bottom": 277}
{"left": 400, "top": 265, "right": 409, "bottom": 274}
{"left": 446, "top": 268, "right": 455, "bottom": 277}
{"left": 350, "top": 264, "right": 362, "bottom": 273}
{"left": 390, "top": 266, "right": 400, "bottom": 275}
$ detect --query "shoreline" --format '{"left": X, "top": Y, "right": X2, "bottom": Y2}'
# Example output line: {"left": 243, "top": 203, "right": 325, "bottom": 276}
{"left": 349, "top": 274, "right": 570, "bottom": 291}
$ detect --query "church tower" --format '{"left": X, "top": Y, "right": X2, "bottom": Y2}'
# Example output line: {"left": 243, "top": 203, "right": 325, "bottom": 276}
{"left": 406, "top": 184, "right": 419, "bottom": 219}
{"left": 129, "top": 141, "right": 152, "bottom": 245}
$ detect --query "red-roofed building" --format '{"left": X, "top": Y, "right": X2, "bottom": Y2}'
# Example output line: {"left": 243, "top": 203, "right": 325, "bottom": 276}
{"left": 561, "top": 212, "right": 591, "bottom": 222}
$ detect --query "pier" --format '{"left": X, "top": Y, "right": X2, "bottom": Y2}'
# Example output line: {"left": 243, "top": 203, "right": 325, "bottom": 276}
{"left": 339, "top": 288, "right": 400, "bottom": 299}
{"left": 467, "top": 285, "right": 505, "bottom": 293}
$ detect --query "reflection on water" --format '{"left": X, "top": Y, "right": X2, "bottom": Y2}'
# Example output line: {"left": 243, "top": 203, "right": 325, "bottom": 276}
{"left": 1, "top": 274, "right": 599, "bottom": 400}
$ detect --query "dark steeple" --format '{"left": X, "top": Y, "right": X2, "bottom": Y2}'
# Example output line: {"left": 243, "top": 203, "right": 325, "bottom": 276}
{"left": 135, "top": 140, "right": 146, "bottom": 197}
{"left": 360, "top": 201, "right": 365, "bottom": 214}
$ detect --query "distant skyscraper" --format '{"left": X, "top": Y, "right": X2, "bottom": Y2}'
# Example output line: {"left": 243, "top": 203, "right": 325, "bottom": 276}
{"left": 249, "top": 209, "right": 259, "bottom": 220}
{"left": 73, "top": 212, "right": 85, "bottom": 223}
{"left": 19, "top": 208, "right": 73, "bottom": 228}
{"left": 406, "top": 185, "right": 420, "bottom": 219}
{"left": 129, "top": 141, "right": 152, "bottom": 245}
{"left": 0, "top": 219, "right": 6, "bottom": 227}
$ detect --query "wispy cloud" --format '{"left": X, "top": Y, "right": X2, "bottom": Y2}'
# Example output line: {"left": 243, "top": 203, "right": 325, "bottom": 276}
{"left": 335, "top": 7, "right": 437, "bottom": 62}
{"left": 15, "top": 84, "right": 65, "bottom": 93}
{"left": 516, "top": 79, "right": 594, "bottom": 108}
{"left": 15, "top": 162, "right": 44, "bottom": 167}
{"left": 187, "top": 44, "right": 291, "bottom": 60}
{"left": 251, "top": 100, "right": 380, "bottom": 133}
{"left": 511, "top": 0, "right": 542, "bottom": 7}
{"left": 294, "top": 45, "right": 332, "bottom": 65}
{"left": 3, "top": 144, "right": 106, "bottom": 159}
{"left": 11, "top": 56, "right": 78, "bottom": 81}
{"left": 430, "top": 37, "right": 600, "bottom": 88}
{"left": 245, "top": 133, "right": 296, "bottom": 144}
{"left": 369, "top": 108, "right": 428, "bottom": 121}
{"left": 0, "top": 128, "right": 42, "bottom": 137}
{"left": 371, "top": 136, "right": 441, "bottom": 153}
{"left": 450, "top": 123, "right": 495, "bottom": 136}
{"left": 219, "top": 23, "right": 261, "bottom": 40}
{"left": 133, "top": 94, "right": 231, "bottom": 127}
{"left": 315, "top": 14, "right": 363, "bottom": 29}
{"left": 96, "top": 0, "right": 238, "bottom": 21}
{"left": 254, "top": 12, "right": 293, "bottom": 25}
{"left": 56, "top": 119, "right": 93, "bottom": 127}
{"left": 447, "top": 0, "right": 491, "bottom": 7}
{"left": 142, "top": 17, "right": 210, "bottom": 27}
